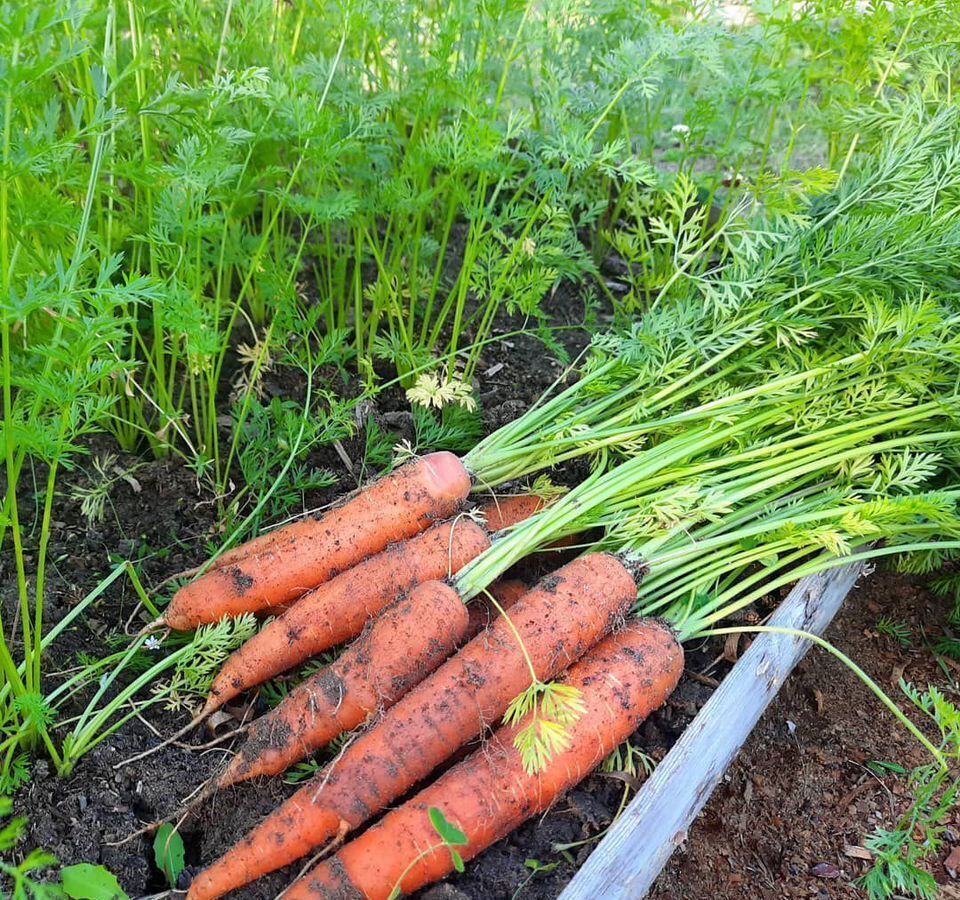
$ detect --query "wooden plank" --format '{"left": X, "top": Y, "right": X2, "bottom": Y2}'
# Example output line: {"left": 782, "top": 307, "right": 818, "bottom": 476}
{"left": 560, "top": 560, "right": 866, "bottom": 900}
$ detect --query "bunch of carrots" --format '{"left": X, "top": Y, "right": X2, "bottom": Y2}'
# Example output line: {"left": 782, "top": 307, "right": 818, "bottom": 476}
{"left": 127, "top": 111, "right": 960, "bottom": 898}
{"left": 156, "top": 319, "right": 960, "bottom": 899}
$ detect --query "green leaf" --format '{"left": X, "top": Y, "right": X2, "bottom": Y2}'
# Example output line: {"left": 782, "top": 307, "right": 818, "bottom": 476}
{"left": 866, "top": 760, "right": 908, "bottom": 777}
{"left": 428, "top": 807, "right": 468, "bottom": 847}
{"left": 61, "top": 864, "right": 128, "bottom": 900}
{"left": 153, "top": 824, "right": 186, "bottom": 887}
{"left": 450, "top": 848, "right": 465, "bottom": 873}
{"left": 0, "top": 816, "right": 28, "bottom": 851}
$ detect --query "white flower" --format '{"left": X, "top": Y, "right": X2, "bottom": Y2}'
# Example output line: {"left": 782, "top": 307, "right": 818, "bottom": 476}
{"left": 671, "top": 124, "right": 691, "bottom": 140}
{"left": 145, "top": 635, "right": 162, "bottom": 651}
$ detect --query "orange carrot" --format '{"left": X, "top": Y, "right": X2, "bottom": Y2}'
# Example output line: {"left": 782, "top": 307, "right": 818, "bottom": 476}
{"left": 217, "top": 579, "right": 529, "bottom": 788}
{"left": 203, "top": 493, "right": 543, "bottom": 580}
{"left": 475, "top": 494, "right": 547, "bottom": 532}
{"left": 185, "top": 554, "right": 635, "bottom": 900}
{"left": 478, "top": 494, "right": 585, "bottom": 561}
{"left": 219, "top": 582, "right": 471, "bottom": 787}
{"left": 164, "top": 452, "right": 471, "bottom": 630}
{"left": 200, "top": 518, "right": 490, "bottom": 715}
{"left": 205, "top": 469, "right": 510, "bottom": 574}
{"left": 462, "top": 579, "right": 528, "bottom": 641}
{"left": 286, "top": 619, "right": 683, "bottom": 900}
{"left": 203, "top": 525, "right": 291, "bottom": 573}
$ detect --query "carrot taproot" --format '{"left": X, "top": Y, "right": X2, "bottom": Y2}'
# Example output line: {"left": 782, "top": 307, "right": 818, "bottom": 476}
{"left": 475, "top": 494, "right": 547, "bottom": 532}
{"left": 200, "top": 492, "right": 542, "bottom": 581}
{"left": 219, "top": 581, "right": 471, "bottom": 787}
{"left": 286, "top": 619, "right": 683, "bottom": 900}
{"left": 217, "top": 578, "right": 529, "bottom": 788}
{"left": 164, "top": 452, "right": 471, "bottom": 630}
{"left": 200, "top": 518, "right": 490, "bottom": 715}
{"left": 185, "top": 553, "right": 635, "bottom": 900}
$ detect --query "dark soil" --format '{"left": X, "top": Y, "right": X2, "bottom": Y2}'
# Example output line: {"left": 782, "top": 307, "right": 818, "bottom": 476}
{"left": 649, "top": 572, "right": 960, "bottom": 900}
{"left": 8, "top": 287, "right": 960, "bottom": 899}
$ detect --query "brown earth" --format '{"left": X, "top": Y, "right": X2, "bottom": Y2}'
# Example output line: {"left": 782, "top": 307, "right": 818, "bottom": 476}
{"left": 649, "top": 572, "right": 960, "bottom": 900}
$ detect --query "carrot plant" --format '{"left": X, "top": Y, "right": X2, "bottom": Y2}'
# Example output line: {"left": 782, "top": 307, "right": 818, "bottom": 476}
{"left": 860, "top": 682, "right": 960, "bottom": 900}
{"left": 10, "top": 0, "right": 955, "bottom": 487}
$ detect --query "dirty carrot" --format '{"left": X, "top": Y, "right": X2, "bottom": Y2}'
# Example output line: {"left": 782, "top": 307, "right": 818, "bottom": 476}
{"left": 475, "top": 493, "right": 547, "bottom": 532}
{"left": 204, "top": 492, "right": 541, "bottom": 579}
{"left": 218, "top": 579, "right": 529, "bottom": 787}
{"left": 202, "top": 524, "right": 294, "bottom": 573}
{"left": 163, "top": 452, "right": 471, "bottom": 630}
{"left": 200, "top": 517, "right": 490, "bottom": 714}
{"left": 286, "top": 619, "right": 683, "bottom": 900}
{"left": 185, "top": 553, "right": 636, "bottom": 900}
{"left": 219, "top": 581, "right": 471, "bottom": 787}
{"left": 188, "top": 487, "right": 544, "bottom": 599}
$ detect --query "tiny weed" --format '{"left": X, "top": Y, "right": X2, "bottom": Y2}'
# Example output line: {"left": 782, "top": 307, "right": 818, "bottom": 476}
{"left": 860, "top": 682, "right": 960, "bottom": 900}
{"left": 512, "top": 858, "right": 561, "bottom": 899}
{"left": 877, "top": 617, "right": 912, "bottom": 648}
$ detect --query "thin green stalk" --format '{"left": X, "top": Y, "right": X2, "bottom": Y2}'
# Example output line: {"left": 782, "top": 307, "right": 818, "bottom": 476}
{"left": 702, "top": 625, "right": 946, "bottom": 769}
{"left": 32, "top": 408, "right": 71, "bottom": 689}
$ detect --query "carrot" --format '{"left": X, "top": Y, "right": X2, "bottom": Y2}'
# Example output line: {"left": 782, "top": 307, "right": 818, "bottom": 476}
{"left": 463, "top": 579, "right": 528, "bottom": 641}
{"left": 218, "top": 581, "right": 471, "bottom": 787}
{"left": 164, "top": 452, "right": 471, "bottom": 630}
{"left": 219, "top": 492, "right": 540, "bottom": 569}
{"left": 217, "top": 578, "right": 529, "bottom": 788}
{"left": 200, "top": 518, "right": 490, "bottom": 715}
{"left": 285, "top": 619, "right": 683, "bottom": 900}
{"left": 202, "top": 493, "right": 542, "bottom": 578}
{"left": 475, "top": 494, "right": 547, "bottom": 532}
{"left": 185, "top": 553, "right": 635, "bottom": 900}
{"left": 202, "top": 526, "right": 291, "bottom": 573}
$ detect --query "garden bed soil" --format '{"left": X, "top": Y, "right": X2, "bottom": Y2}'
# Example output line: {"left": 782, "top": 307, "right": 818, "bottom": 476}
{"left": 10, "top": 300, "right": 960, "bottom": 899}
{"left": 649, "top": 571, "right": 960, "bottom": 900}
